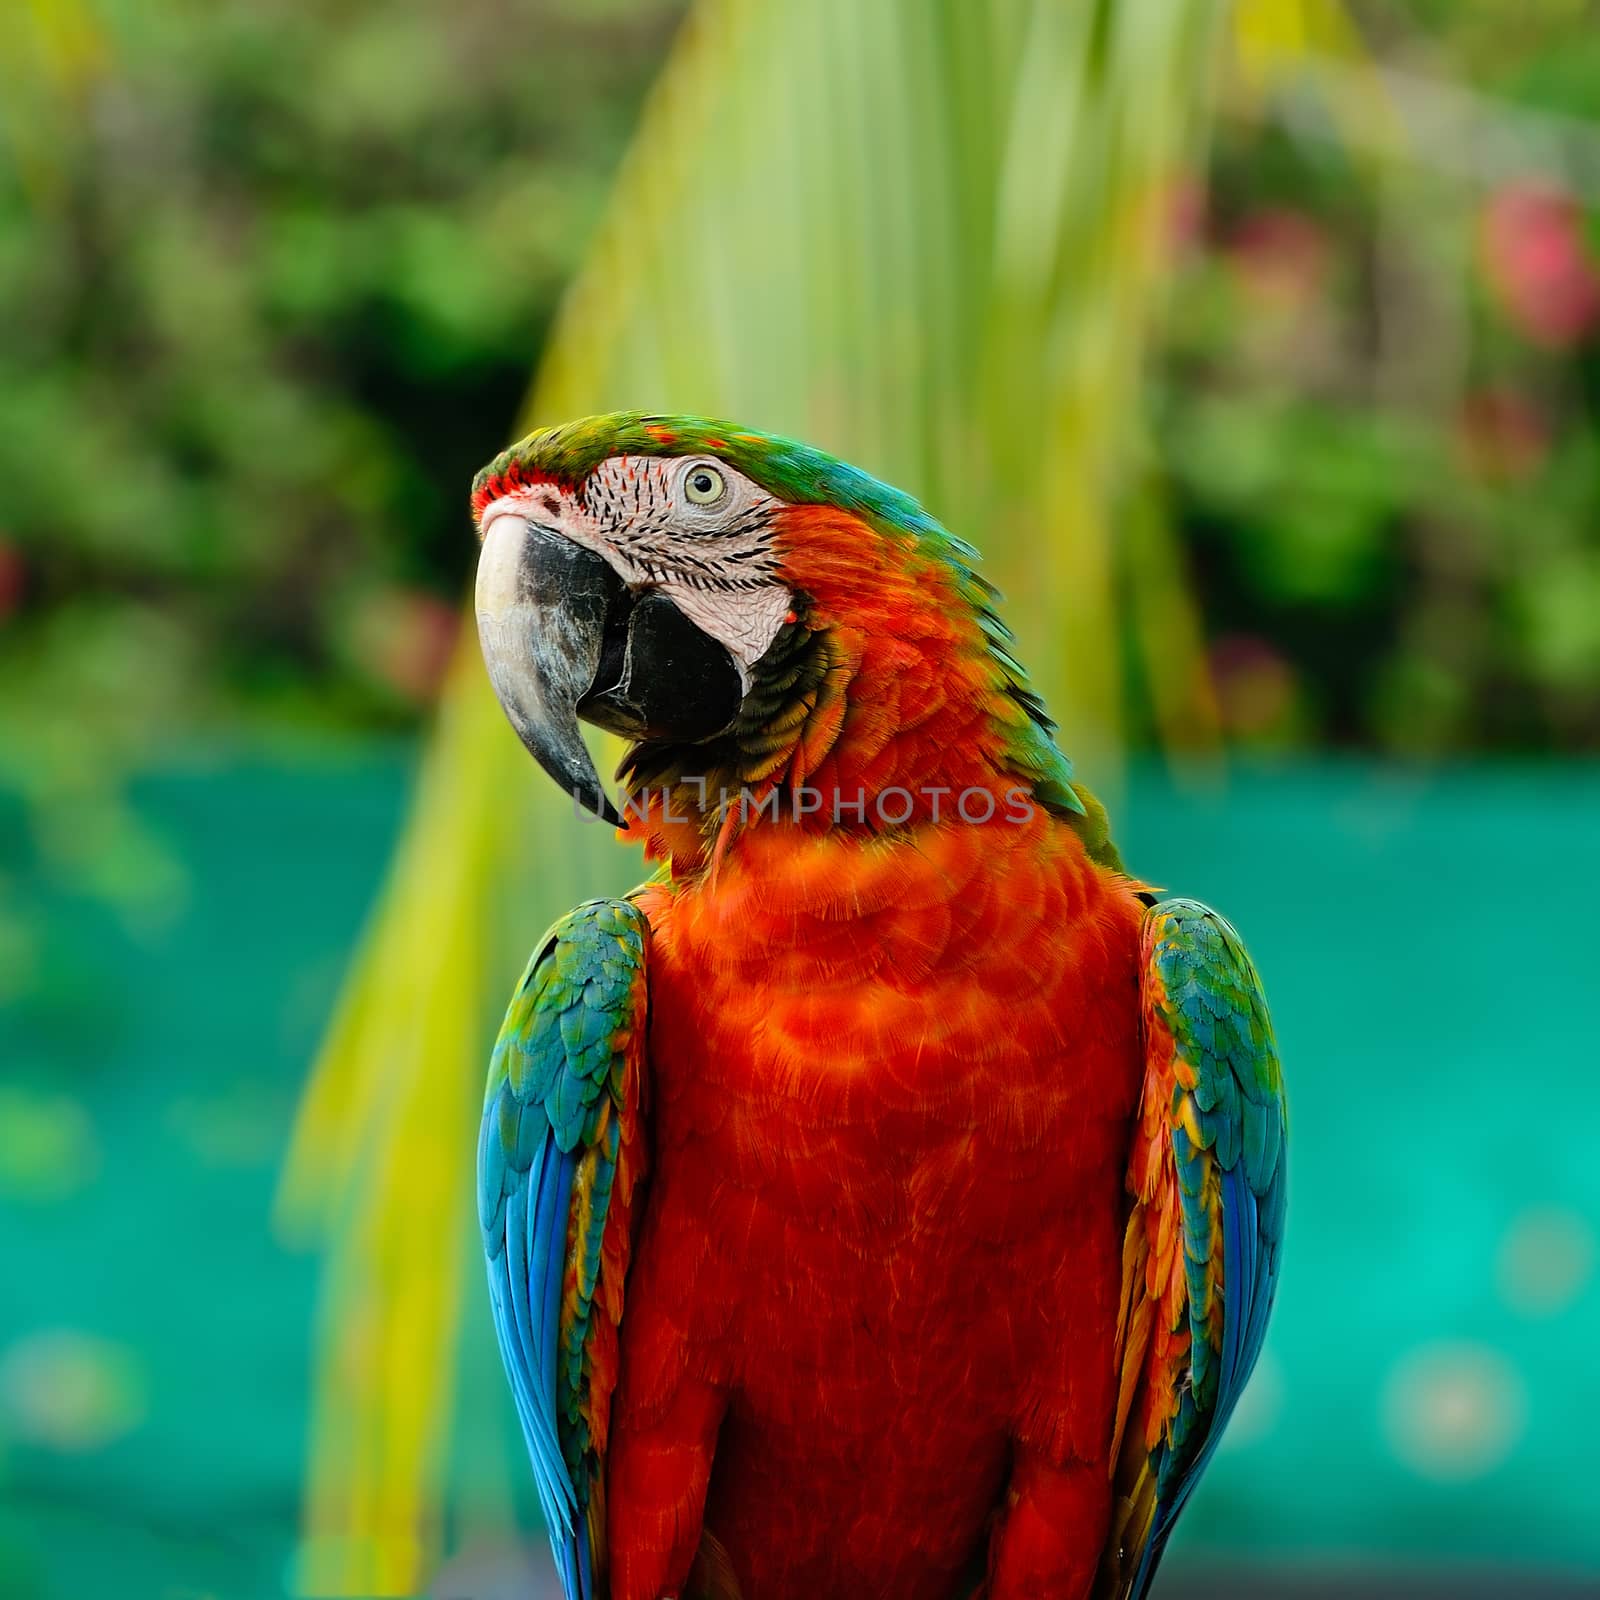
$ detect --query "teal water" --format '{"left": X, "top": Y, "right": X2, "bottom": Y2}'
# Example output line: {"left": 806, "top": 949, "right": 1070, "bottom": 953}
{"left": 1, "top": 754, "right": 1596, "bottom": 1597}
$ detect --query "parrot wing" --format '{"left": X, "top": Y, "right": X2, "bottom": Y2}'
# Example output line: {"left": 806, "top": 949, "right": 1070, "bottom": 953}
{"left": 478, "top": 897, "right": 651, "bottom": 1600}
{"left": 1099, "top": 898, "right": 1287, "bottom": 1600}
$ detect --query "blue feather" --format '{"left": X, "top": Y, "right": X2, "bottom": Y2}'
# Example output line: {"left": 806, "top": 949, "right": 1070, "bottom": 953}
{"left": 1120, "top": 900, "right": 1287, "bottom": 1600}
{"left": 477, "top": 899, "right": 650, "bottom": 1600}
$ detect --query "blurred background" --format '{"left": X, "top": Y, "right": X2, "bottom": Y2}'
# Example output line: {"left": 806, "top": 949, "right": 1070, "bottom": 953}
{"left": 1, "top": 1, "right": 1597, "bottom": 1597}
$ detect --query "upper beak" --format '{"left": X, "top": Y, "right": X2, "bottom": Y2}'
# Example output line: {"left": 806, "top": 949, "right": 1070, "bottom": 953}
{"left": 476, "top": 514, "right": 625, "bottom": 824}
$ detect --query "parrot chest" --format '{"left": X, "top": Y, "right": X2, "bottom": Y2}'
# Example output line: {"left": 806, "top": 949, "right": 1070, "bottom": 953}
{"left": 648, "top": 906, "right": 1140, "bottom": 1362}
{"left": 630, "top": 824, "right": 1145, "bottom": 1597}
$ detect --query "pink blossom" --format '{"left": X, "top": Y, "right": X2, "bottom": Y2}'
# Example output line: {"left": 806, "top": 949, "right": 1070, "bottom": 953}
{"left": 1208, "top": 634, "right": 1300, "bottom": 740}
{"left": 1225, "top": 209, "right": 1330, "bottom": 311}
{"left": 352, "top": 587, "right": 460, "bottom": 704}
{"left": 1164, "top": 173, "right": 1209, "bottom": 256}
{"left": 1456, "top": 388, "right": 1550, "bottom": 482}
{"left": 1480, "top": 184, "right": 1600, "bottom": 349}
{"left": 0, "top": 540, "right": 24, "bottom": 622}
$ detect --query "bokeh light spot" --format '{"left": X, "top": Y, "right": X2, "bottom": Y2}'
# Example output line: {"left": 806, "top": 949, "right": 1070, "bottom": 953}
{"left": 0, "top": 1331, "right": 145, "bottom": 1453}
{"left": 1497, "top": 1206, "right": 1594, "bottom": 1318}
{"left": 0, "top": 1087, "right": 98, "bottom": 1204}
{"left": 1382, "top": 1341, "right": 1525, "bottom": 1483}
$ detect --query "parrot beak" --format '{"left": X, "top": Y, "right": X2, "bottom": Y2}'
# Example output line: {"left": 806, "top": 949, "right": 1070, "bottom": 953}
{"left": 577, "top": 590, "right": 744, "bottom": 748}
{"left": 476, "top": 514, "right": 745, "bottom": 825}
{"left": 476, "top": 514, "right": 625, "bottom": 825}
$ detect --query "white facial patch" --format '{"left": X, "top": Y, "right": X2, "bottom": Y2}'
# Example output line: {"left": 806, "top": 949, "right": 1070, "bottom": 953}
{"left": 478, "top": 454, "right": 792, "bottom": 683}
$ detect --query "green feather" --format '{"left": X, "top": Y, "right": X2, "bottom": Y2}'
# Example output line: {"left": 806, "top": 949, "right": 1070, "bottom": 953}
{"left": 476, "top": 412, "right": 1129, "bottom": 864}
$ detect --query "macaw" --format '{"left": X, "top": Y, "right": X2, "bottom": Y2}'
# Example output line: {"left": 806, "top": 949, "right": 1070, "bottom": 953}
{"left": 471, "top": 413, "right": 1286, "bottom": 1600}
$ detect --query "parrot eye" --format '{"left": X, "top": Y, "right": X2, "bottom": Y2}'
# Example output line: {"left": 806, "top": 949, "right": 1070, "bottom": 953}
{"left": 683, "top": 463, "right": 727, "bottom": 506}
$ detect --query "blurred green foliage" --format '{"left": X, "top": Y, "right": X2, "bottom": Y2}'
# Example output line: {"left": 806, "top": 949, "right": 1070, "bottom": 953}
{"left": 0, "top": 0, "right": 678, "bottom": 750}
{"left": 2, "top": 1, "right": 1596, "bottom": 772}
{"left": 1162, "top": 4, "right": 1600, "bottom": 753}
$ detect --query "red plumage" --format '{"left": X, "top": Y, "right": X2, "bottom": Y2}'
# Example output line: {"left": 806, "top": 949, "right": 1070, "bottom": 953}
{"left": 600, "top": 503, "right": 1150, "bottom": 1599}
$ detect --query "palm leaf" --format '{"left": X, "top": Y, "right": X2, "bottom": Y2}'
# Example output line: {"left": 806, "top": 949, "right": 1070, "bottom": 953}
{"left": 0, "top": 0, "right": 108, "bottom": 205}
{"left": 279, "top": 0, "right": 1230, "bottom": 1588}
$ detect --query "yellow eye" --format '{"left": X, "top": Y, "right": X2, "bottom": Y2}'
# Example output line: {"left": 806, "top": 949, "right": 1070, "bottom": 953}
{"left": 683, "top": 463, "right": 726, "bottom": 506}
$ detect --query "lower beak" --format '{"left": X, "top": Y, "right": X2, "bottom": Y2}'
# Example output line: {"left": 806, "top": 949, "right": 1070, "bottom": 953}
{"left": 476, "top": 516, "right": 625, "bottom": 824}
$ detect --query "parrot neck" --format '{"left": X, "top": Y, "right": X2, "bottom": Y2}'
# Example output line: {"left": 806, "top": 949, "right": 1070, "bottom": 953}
{"left": 618, "top": 505, "right": 1119, "bottom": 876}
{"left": 619, "top": 628, "right": 1013, "bottom": 862}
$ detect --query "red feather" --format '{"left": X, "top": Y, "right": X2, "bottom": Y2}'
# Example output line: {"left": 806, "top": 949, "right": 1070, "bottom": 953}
{"left": 603, "top": 808, "right": 1146, "bottom": 1599}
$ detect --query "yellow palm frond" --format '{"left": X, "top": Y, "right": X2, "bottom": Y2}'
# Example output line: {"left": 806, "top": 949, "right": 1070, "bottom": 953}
{"left": 280, "top": 0, "right": 1243, "bottom": 1589}
{"left": 0, "top": 0, "right": 109, "bottom": 203}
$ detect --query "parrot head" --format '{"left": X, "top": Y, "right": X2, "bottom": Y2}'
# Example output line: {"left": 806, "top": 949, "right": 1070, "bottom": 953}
{"left": 472, "top": 412, "right": 1112, "bottom": 861}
